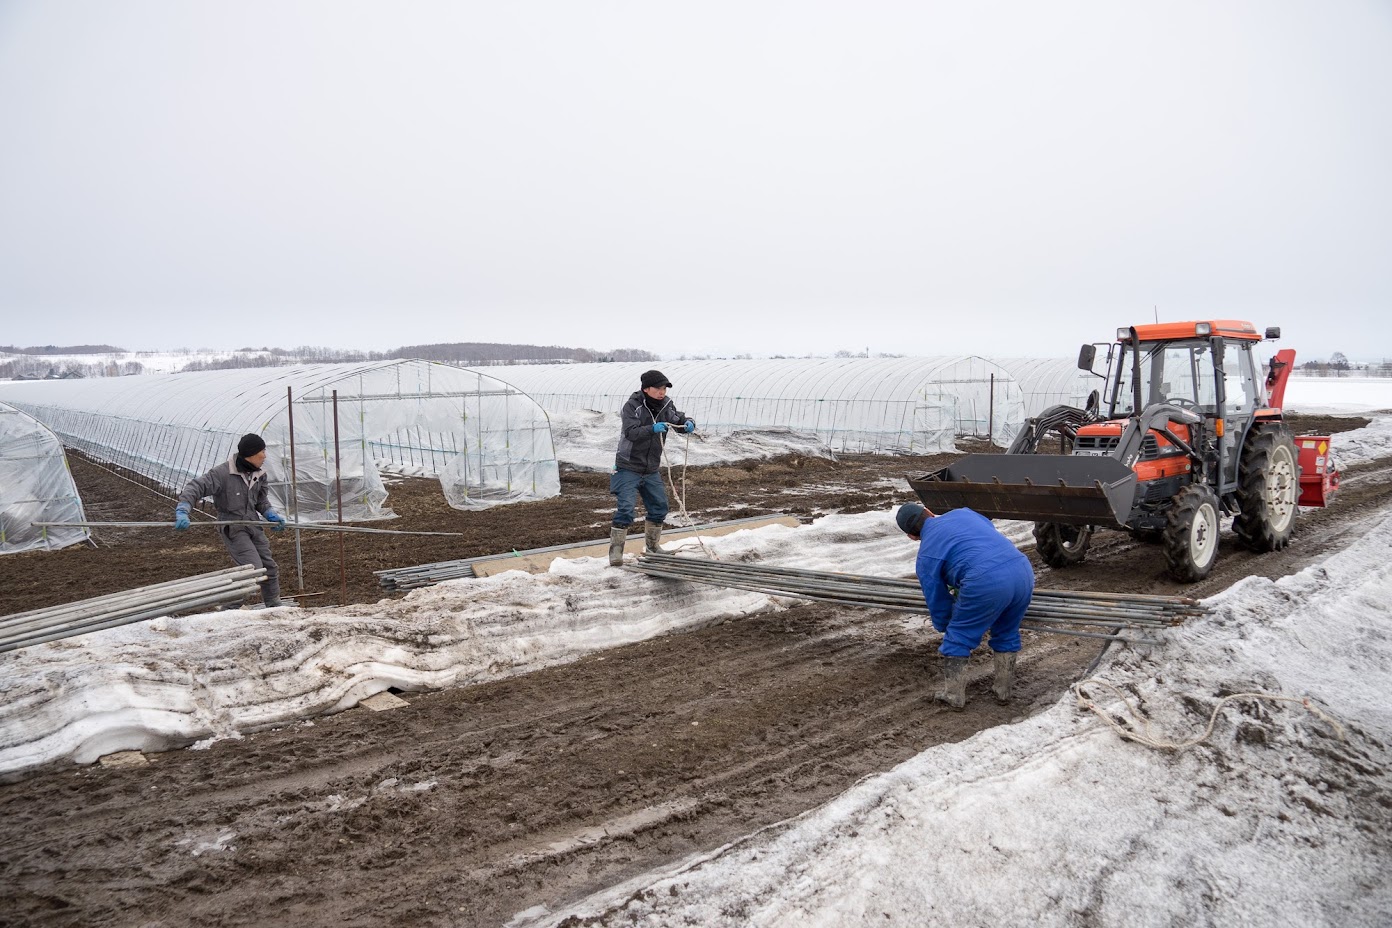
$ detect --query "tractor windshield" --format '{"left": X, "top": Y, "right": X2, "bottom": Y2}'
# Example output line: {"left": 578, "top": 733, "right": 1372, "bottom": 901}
{"left": 1110, "top": 339, "right": 1217, "bottom": 417}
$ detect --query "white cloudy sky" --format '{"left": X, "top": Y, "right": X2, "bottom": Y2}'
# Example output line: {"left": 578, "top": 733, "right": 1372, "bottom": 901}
{"left": 1, "top": 1, "right": 1389, "bottom": 360}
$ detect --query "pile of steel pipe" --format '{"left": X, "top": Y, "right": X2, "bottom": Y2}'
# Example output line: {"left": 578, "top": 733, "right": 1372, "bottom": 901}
{"left": 374, "top": 515, "right": 791, "bottom": 592}
{"left": 627, "top": 553, "right": 1207, "bottom": 645}
{"left": 0, "top": 566, "right": 267, "bottom": 654}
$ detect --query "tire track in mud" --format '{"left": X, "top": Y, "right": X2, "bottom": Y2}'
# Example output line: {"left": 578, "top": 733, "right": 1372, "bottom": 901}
{"left": 0, "top": 608, "right": 1096, "bottom": 928}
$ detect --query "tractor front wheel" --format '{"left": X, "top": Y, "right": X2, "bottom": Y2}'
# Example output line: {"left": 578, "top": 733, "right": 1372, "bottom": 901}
{"left": 1234, "top": 425, "right": 1299, "bottom": 552}
{"left": 1162, "top": 484, "right": 1221, "bottom": 582}
{"left": 1034, "top": 522, "right": 1092, "bottom": 567}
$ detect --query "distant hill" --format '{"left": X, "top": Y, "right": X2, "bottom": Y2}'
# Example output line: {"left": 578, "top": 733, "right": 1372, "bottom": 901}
{"left": 0, "top": 344, "right": 126, "bottom": 355}
{"left": 196, "top": 342, "right": 658, "bottom": 369}
{"left": 385, "top": 342, "right": 658, "bottom": 364}
{"left": 1, "top": 342, "right": 660, "bottom": 380}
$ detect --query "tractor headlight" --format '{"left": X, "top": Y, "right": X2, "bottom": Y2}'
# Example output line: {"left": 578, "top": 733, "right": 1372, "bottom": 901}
{"left": 1195, "top": 323, "right": 1212, "bottom": 335}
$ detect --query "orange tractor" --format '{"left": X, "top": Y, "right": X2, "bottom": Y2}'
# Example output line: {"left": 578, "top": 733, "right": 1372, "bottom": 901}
{"left": 909, "top": 320, "right": 1340, "bottom": 581}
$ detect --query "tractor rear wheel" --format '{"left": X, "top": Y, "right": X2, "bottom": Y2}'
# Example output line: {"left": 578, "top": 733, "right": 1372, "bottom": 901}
{"left": 1162, "top": 484, "right": 1221, "bottom": 582}
{"left": 1034, "top": 522, "right": 1092, "bottom": 567}
{"left": 1234, "top": 425, "right": 1299, "bottom": 552}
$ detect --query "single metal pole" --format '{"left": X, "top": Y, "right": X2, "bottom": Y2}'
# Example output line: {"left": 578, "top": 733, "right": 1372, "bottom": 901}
{"left": 333, "top": 390, "right": 347, "bottom": 605}
{"left": 287, "top": 386, "right": 304, "bottom": 592}
{"left": 988, "top": 373, "right": 995, "bottom": 445}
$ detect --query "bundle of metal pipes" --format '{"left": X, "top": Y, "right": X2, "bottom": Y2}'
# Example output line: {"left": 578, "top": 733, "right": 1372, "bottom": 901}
{"left": 627, "top": 553, "right": 1206, "bottom": 644}
{"left": 377, "top": 556, "right": 482, "bottom": 590}
{"left": 0, "top": 565, "right": 268, "bottom": 654}
{"left": 374, "top": 515, "right": 790, "bottom": 592}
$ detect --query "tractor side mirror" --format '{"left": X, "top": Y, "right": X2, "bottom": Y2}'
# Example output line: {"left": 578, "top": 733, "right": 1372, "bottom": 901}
{"left": 1265, "top": 327, "right": 1281, "bottom": 340}
{"left": 1077, "top": 344, "right": 1097, "bottom": 371}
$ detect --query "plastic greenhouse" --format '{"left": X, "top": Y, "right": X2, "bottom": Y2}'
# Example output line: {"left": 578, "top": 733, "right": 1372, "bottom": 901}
{"left": 0, "top": 362, "right": 560, "bottom": 521}
{"left": 993, "top": 358, "right": 1099, "bottom": 418}
{"left": 490, "top": 358, "right": 1025, "bottom": 452}
{"left": 0, "top": 402, "right": 89, "bottom": 554}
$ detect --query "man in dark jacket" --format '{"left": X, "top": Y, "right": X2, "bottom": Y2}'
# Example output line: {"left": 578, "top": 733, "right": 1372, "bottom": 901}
{"left": 609, "top": 370, "right": 696, "bottom": 566}
{"left": 896, "top": 502, "right": 1034, "bottom": 709}
{"left": 175, "top": 433, "right": 288, "bottom": 607}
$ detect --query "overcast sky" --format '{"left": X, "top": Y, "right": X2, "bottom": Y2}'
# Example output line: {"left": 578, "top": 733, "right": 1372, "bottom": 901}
{"left": 1, "top": 2, "right": 1389, "bottom": 361}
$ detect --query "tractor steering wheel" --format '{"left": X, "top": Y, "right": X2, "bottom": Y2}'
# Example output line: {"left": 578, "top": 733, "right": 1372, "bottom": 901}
{"left": 1168, "top": 396, "right": 1201, "bottom": 411}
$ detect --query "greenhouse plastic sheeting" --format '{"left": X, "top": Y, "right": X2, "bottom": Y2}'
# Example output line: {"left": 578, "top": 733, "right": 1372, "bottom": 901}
{"left": 0, "top": 361, "right": 560, "bottom": 521}
{"left": 489, "top": 357, "right": 1025, "bottom": 452}
{"left": 0, "top": 402, "right": 89, "bottom": 553}
{"left": 993, "top": 358, "right": 1099, "bottom": 418}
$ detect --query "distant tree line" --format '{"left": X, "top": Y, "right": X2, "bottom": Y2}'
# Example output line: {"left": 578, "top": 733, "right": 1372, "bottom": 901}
{"left": 178, "top": 342, "right": 659, "bottom": 371}
{"left": 0, "top": 358, "right": 144, "bottom": 380}
{"left": 1297, "top": 352, "right": 1392, "bottom": 377}
{"left": 0, "top": 343, "right": 126, "bottom": 355}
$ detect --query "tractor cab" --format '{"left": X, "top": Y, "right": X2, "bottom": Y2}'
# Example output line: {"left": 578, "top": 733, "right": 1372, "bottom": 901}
{"left": 1077, "top": 320, "right": 1279, "bottom": 497}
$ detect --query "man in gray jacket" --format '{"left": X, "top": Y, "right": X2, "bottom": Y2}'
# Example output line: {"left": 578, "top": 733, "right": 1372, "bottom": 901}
{"left": 609, "top": 370, "right": 696, "bottom": 566}
{"left": 175, "top": 433, "right": 288, "bottom": 607}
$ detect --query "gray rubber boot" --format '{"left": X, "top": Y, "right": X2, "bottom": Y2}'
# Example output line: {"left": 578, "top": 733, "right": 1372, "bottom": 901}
{"left": 644, "top": 520, "right": 664, "bottom": 554}
{"left": 608, "top": 526, "right": 627, "bottom": 567}
{"left": 934, "top": 656, "right": 969, "bottom": 710}
{"left": 261, "top": 578, "right": 283, "bottom": 608}
{"left": 992, "top": 651, "right": 1018, "bottom": 704}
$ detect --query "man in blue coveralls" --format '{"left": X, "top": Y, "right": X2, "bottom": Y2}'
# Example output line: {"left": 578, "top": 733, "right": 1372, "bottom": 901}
{"left": 896, "top": 502, "right": 1035, "bottom": 709}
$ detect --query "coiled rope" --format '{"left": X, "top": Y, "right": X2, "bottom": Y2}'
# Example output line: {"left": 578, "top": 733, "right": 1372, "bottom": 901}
{"left": 1072, "top": 678, "right": 1346, "bottom": 751}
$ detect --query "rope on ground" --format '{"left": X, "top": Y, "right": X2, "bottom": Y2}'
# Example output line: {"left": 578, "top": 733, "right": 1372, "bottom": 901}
{"left": 1072, "top": 678, "right": 1346, "bottom": 751}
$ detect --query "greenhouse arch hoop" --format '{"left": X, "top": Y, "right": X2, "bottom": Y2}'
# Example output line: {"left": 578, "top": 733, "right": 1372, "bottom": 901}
{"left": 0, "top": 401, "right": 89, "bottom": 553}
{"left": 490, "top": 357, "right": 1026, "bottom": 452}
{"left": 0, "top": 361, "right": 560, "bottom": 521}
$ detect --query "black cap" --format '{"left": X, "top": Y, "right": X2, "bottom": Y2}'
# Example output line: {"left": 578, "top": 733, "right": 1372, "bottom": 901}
{"left": 640, "top": 370, "right": 672, "bottom": 389}
{"left": 896, "top": 503, "right": 927, "bottom": 536}
{"left": 237, "top": 433, "right": 267, "bottom": 458}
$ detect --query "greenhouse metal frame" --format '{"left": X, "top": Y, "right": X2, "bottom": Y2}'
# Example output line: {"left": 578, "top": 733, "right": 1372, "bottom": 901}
{"left": 489, "top": 357, "right": 1026, "bottom": 453}
{"left": 0, "top": 361, "right": 560, "bottom": 521}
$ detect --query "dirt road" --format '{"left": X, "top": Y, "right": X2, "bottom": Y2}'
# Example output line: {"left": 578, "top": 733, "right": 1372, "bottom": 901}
{"left": 1, "top": 414, "right": 1386, "bottom": 927}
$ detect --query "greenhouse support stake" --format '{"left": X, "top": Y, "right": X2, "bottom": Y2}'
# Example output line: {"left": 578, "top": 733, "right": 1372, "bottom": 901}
{"left": 287, "top": 386, "right": 304, "bottom": 592}
{"left": 333, "top": 390, "right": 347, "bottom": 605}
{"left": 988, "top": 373, "right": 995, "bottom": 444}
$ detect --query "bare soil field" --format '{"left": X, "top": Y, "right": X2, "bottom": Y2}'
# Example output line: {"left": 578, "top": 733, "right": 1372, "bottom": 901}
{"left": 1, "top": 413, "right": 1387, "bottom": 928}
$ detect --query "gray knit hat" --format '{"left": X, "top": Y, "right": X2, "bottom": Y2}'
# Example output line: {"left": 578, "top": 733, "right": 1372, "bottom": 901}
{"left": 896, "top": 503, "right": 927, "bottom": 536}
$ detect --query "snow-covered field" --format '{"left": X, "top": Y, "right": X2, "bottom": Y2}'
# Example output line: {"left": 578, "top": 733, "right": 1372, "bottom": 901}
{"left": 2, "top": 381, "right": 1390, "bottom": 925}
{"left": 1285, "top": 376, "right": 1392, "bottom": 415}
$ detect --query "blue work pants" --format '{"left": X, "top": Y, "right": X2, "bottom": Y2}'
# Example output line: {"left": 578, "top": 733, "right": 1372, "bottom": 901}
{"left": 939, "top": 556, "right": 1033, "bottom": 657}
{"left": 611, "top": 469, "right": 669, "bottom": 527}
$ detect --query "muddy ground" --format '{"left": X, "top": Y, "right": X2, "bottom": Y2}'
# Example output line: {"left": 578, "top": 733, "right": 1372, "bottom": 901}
{"left": 1, "top": 414, "right": 1388, "bottom": 927}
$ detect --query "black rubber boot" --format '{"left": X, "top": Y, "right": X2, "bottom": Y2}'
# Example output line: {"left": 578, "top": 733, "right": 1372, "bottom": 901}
{"left": 644, "top": 521, "right": 664, "bottom": 554}
{"left": 261, "top": 579, "right": 283, "bottom": 609}
{"left": 608, "top": 527, "right": 627, "bottom": 567}
{"left": 935, "top": 656, "right": 969, "bottom": 710}
{"left": 992, "top": 651, "right": 1018, "bottom": 704}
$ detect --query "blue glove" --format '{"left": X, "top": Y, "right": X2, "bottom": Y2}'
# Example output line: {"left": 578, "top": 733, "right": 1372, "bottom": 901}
{"left": 683, "top": 420, "right": 696, "bottom": 433}
{"left": 174, "top": 505, "right": 191, "bottom": 532}
{"left": 265, "top": 510, "right": 287, "bottom": 532}
{"left": 652, "top": 422, "right": 668, "bottom": 434}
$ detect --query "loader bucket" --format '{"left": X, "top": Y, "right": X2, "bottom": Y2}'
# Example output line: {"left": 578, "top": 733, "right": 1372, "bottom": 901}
{"left": 907, "top": 454, "right": 1138, "bottom": 527}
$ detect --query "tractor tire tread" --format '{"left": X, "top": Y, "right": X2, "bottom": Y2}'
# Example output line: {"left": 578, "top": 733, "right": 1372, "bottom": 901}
{"left": 1234, "top": 425, "right": 1299, "bottom": 553}
{"left": 1162, "top": 484, "right": 1221, "bottom": 582}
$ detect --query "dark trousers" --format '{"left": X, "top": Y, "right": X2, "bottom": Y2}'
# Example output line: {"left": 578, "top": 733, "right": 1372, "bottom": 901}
{"left": 221, "top": 526, "right": 281, "bottom": 605}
